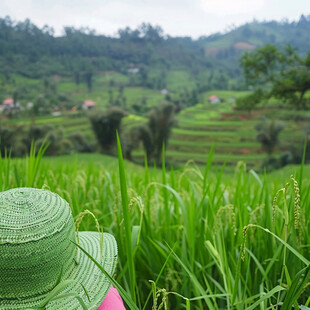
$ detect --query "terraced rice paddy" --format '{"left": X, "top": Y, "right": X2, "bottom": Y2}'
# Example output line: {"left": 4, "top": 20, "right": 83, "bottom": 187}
{"left": 164, "top": 93, "right": 307, "bottom": 167}
{"left": 2, "top": 87, "right": 308, "bottom": 167}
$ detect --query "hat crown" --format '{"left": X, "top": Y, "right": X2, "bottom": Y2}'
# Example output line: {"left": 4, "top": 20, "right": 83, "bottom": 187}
{"left": 0, "top": 188, "right": 76, "bottom": 299}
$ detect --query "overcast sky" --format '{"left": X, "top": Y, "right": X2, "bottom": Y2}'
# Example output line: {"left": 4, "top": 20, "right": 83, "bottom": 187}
{"left": 1, "top": 0, "right": 310, "bottom": 38}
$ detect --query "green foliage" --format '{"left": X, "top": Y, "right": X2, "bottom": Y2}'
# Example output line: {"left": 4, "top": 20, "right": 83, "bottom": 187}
{"left": 282, "top": 264, "right": 310, "bottom": 309}
{"left": 116, "top": 133, "right": 136, "bottom": 302}
{"left": 240, "top": 44, "right": 310, "bottom": 109}
{"left": 89, "top": 107, "right": 127, "bottom": 153}
{"left": 83, "top": 70, "right": 93, "bottom": 92}
{"left": 240, "top": 44, "right": 282, "bottom": 85}
{"left": 33, "top": 94, "right": 49, "bottom": 115}
{"left": 22, "top": 125, "right": 70, "bottom": 156}
{"left": 3, "top": 86, "right": 309, "bottom": 169}
{"left": 0, "top": 124, "right": 90, "bottom": 157}
{"left": 0, "top": 126, "right": 16, "bottom": 156}
{"left": 272, "top": 65, "right": 310, "bottom": 109}
{"left": 2, "top": 15, "right": 310, "bottom": 92}
{"left": 0, "top": 17, "right": 211, "bottom": 83}
{"left": 235, "top": 89, "right": 264, "bottom": 112}
{"left": 2, "top": 152, "right": 310, "bottom": 308}
{"left": 68, "top": 131, "right": 94, "bottom": 153}
{"left": 255, "top": 117, "right": 285, "bottom": 155}
{"left": 138, "top": 103, "right": 176, "bottom": 163}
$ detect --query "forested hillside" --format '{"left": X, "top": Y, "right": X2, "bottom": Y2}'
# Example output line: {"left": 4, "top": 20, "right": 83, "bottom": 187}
{"left": 201, "top": 15, "right": 310, "bottom": 56}
{"left": 1, "top": 15, "right": 310, "bottom": 90}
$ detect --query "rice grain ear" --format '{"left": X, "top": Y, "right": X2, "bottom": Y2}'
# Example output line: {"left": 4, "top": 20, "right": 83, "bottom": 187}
{"left": 272, "top": 188, "right": 285, "bottom": 224}
{"left": 74, "top": 210, "right": 102, "bottom": 261}
{"left": 241, "top": 224, "right": 257, "bottom": 261}
{"left": 272, "top": 175, "right": 301, "bottom": 231}
{"left": 214, "top": 204, "right": 236, "bottom": 235}
{"left": 75, "top": 209, "right": 101, "bottom": 243}
{"left": 290, "top": 175, "right": 301, "bottom": 230}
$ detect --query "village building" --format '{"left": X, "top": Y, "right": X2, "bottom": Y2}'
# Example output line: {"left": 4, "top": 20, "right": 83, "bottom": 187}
{"left": 1, "top": 98, "right": 21, "bottom": 113}
{"left": 127, "top": 68, "right": 140, "bottom": 74}
{"left": 208, "top": 95, "right": 221, "bottom": 104}
{"left": 82, "top": 100, "right": 96, "bottom": 110}
{"left": 26, "top": 102, "right": 34, "bottom": 109}
{"left": 2, "top": 98, "right": 14, "bottom": 109}
{"left": 51, "top": 111, "right": 62, "bottom": 116}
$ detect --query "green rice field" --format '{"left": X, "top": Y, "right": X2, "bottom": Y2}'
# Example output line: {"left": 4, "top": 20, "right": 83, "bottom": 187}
{"left": 2, "top": 75, "right": 309, "bottom": 168}
{"left": 1, "top": 145, "right": 310, "bottom": 309}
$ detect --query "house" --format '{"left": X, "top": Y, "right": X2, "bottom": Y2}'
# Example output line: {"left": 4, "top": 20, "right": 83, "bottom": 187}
{"left": 82, "top": 100, "right": 96, "bottom": 110}
{"left": 161, "top": 89, "right": 169, "bottom": 95}
{"left": 2, "top": 98, "right": 14, "bottom": 108}
{"left": 127, "top": 68, "right": 140, "bottom": 74}
{"left": 1, "top": 98, "right": 21, "bottom": 113}
{"left": 51, "top": 111, "right": 62, "bottom": 117}
{"left": 208, "top": 95, "right": 221, "bottom": 104}
{"left": 27, "top": 102, "right": 34, "bottom": 109}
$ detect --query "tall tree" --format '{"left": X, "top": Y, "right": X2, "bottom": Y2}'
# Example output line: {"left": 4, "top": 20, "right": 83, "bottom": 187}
{"left": 235, "top": 89, "right": 264, "bottom": 114}
{"left": 84, "top": 70, "right": 93, "bottom": 92}
{"left": 89, "top": 107, "right": 127, "bottom": 154}
{"left": 138, "top": 102, "right": 176, "bottom": 163}
{"left": 272, "top": 56, "right": 310, "bottom": 109}
{"left": 240, "top": 44, "right": 310, "bottom": 109}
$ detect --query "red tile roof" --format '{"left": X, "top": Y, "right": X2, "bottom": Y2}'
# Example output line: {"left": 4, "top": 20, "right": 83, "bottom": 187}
{"left": 2, "top": 98, "right": 14, "bottom": 105}
{"left": 84, "top": 100, "right": 95, "bottom": 107}
{"left": 208, "top": 95, "right": 219, "bottom": 100}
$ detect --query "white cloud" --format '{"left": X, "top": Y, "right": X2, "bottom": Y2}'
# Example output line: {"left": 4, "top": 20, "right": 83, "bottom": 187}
{"left": 201, "top": 0, "right": 265, "bottom": 15}
{"left": 0, "top": 0, "right": 308, "bottom": 37}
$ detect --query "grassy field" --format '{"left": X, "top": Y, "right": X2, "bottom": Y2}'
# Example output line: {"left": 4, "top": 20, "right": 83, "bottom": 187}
{"left": 1, "top": 147, "right": 310, "bottom": 309}
{"left": 1, "top": 75, "right": 308, "bottom": 168}
{"left": 1, "top": 70, "right": 196, "bottom": 110}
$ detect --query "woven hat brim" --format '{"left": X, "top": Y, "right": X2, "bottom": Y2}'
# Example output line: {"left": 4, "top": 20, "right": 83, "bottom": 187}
{"left": 1, "top": 232, "right": 118, "bottom": 310}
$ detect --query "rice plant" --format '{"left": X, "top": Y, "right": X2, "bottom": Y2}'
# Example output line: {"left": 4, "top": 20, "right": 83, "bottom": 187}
{"left": 1, "top": 149, "right": 310, "bottom": 309}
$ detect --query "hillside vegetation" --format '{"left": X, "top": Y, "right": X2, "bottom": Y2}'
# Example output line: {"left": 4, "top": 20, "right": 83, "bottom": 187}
{"left": 1, "top": 77, "right": 309, "bottom": 168}
{"left": 1, "top": 15, "right": 310, "bottom": 89}
{"left": 1, "top": 15, "right": 310, "bottom": 168}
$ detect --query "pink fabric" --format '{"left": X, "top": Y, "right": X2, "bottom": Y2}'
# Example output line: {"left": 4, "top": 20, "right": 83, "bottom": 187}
{"left": 97, "top": 286, "right": 125, "bottom": 310}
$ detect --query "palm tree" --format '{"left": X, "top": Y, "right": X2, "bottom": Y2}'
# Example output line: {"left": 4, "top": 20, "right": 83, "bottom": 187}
{"left": 138, "top": 102, "right": 176, "bottom": 163}
{"left": 89, "top": 107, "right": 127, "bottom": 154}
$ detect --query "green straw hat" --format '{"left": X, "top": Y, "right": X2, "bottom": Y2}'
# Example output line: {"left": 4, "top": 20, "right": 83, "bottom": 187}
{"left": 0, "top": 187, "right": 118, "bottom": 310}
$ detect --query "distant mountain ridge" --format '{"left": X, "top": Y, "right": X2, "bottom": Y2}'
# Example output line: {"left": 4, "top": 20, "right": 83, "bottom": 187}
{"left": 0, "top": 15, "right": 310, "bottom": 89}
{"left": 201, "top": 15, "right": 310, "bottom": 56}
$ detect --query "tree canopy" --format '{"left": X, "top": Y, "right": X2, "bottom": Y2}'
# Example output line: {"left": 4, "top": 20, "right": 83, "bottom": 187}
{"left": 240, "top": 44, "right": 310, "bottom": 109}
{"left": 1, "top": 15, "right": 310, "bottom": 91}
